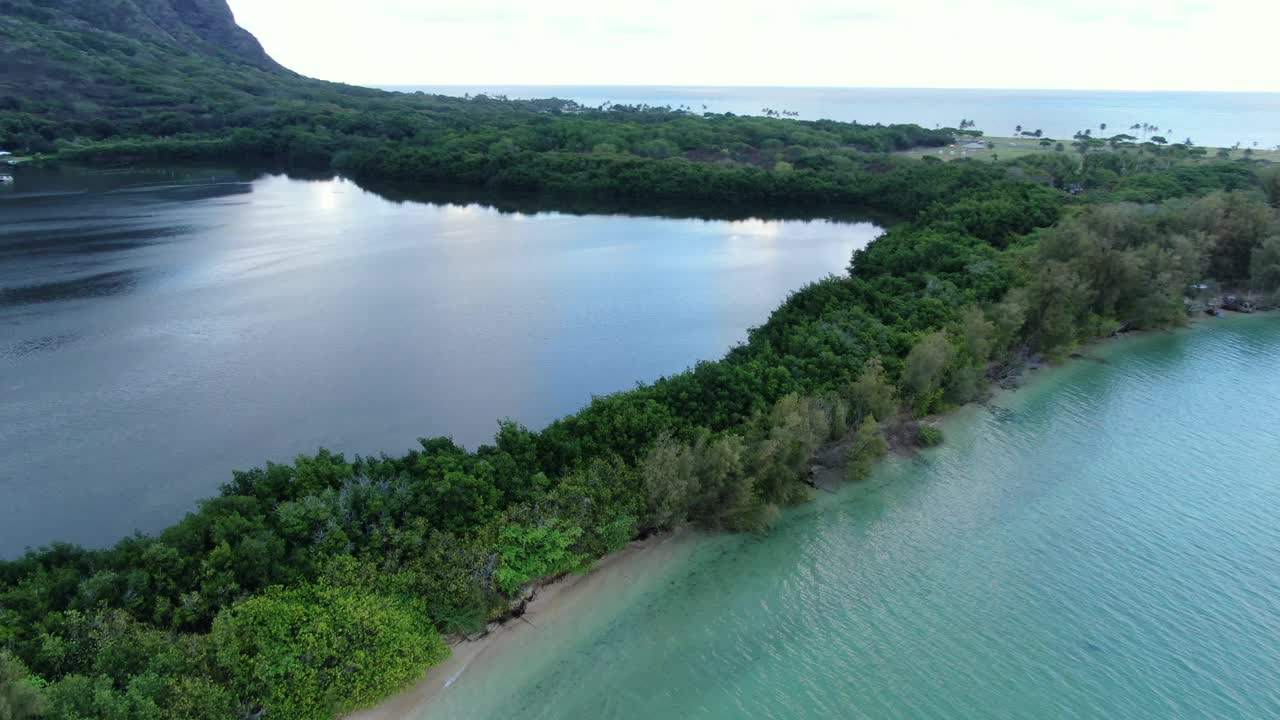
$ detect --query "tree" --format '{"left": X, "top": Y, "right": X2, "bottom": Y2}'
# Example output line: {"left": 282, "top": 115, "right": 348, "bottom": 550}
{"left": 845, "top": 357, "right": 898, "bottom": 425}
{"left": 1151, "top": 136, "right": 1168, "bottom": 145}
{"left": 494, "top": 520, "right": 587, "bottom": 593}
{"left": 748, "top": 395, "right": 832, "bottom": 505}
{"left": 641, "top": 434, "right": 696, "bottom": 530}
{"left": 0, "top": 652, "right": 46, "bottom": 720}
{"left": 845, "top": 416, "right": 888, "bottom": 481}
{"left": 960, "top": 306, "right": 995, "bottom": 364}
{"left": 1261, "top": 167, "right": 1280, "bottom": 209}
{"left": 903, "top": 331, "right": 952, "bottom": 414}
{"left": 212, "top": 583, "right": 448, "bottom": 720}
{"left": 1026, "top": 260, "right": 1089, "bottom": 354}
{"left": 1251, "top": 236, "right": 1280, "bottom": 293}
{"left": 1190, "top": 192, "right": 1278, "bottom": 283}
{"left": 687, "top": 434, "right": 756, "bottom": 529}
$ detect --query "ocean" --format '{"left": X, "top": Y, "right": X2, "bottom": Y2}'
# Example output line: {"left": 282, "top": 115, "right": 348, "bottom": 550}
{"left": 387, "top": 85, "right": 1280, "bottom": 150}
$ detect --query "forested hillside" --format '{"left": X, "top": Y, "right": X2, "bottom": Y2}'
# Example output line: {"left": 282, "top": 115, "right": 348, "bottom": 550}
{"left": 0, "top": 0, "right": 949, "bottom": 166}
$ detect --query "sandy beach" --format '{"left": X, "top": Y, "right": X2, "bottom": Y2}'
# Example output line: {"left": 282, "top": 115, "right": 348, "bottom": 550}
{"left": 347, "top": 311, "right": 1280, "bottom": 720}
{"left": 348, "top": 529, "right": 696, "bottom": 720}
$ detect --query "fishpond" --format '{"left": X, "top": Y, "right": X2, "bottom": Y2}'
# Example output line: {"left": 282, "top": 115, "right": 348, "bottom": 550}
{"left": 0, "top": 167, "right": 879, "bottom": 554}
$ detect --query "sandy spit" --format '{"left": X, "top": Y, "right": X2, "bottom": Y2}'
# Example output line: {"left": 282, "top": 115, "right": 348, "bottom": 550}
{"left": 347, "top": 529, "right": 692, "bottom": 720}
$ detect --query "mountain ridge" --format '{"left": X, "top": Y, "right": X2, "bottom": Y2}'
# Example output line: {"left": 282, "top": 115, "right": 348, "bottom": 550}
{"left": 0, "top": 0, "right": 416, "bottom": 152}
{"left": 0, "top": 0, "right": 280, "bottom": 69}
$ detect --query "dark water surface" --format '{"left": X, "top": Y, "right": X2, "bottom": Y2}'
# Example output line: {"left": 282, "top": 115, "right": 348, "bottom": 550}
{"left": 420, "top": 315, "right": 1280, "bottom": 720}
{"left": 0, "top": 168, "right": 879, "bottom": 554}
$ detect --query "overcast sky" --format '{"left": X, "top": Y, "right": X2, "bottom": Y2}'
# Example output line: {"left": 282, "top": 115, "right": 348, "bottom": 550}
{"left": 226, "top": 0, "right": 1277, "bottom": 92}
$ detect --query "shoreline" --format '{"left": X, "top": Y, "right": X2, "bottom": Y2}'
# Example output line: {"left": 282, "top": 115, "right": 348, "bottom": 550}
{"left": 348, "top": 529, "right": 697, "bottom": 720}
{"left": 351, "top": 308, "right": 1276, "bottom": 720}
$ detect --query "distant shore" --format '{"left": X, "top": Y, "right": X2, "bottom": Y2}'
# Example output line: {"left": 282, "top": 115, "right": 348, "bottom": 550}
{"left": 898, "top": 135, "right": 1280, "bottom": 164}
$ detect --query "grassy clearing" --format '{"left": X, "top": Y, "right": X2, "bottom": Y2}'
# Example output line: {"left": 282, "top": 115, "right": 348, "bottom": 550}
{"left": 899, "top": 136, "right": 1280, "bottom": 164}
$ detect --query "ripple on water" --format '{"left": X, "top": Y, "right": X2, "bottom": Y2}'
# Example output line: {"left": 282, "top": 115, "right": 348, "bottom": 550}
{"left": 417, "top": 317, "right": 1280, "bottom": 720}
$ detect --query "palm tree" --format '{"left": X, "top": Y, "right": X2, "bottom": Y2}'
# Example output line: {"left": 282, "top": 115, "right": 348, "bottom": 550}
{"left": 1015, "top": 124, "right": 1022, "bottom": 135}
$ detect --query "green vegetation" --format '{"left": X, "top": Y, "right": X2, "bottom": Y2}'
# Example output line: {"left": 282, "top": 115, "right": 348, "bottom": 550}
{"left": 3, "top": 145, "right": 1272, "bottom": 717}
{"left": 3, "top": 3, "right": 1280, "bottom": 719}
{"left": 845, "top": 417, "right": 889, "bottom": 481}
{"left": 901, "top": 135, "right": 1279, "bottom": 169}
{"left": 211, "top": 582, "right": 447, "bottom": 720}
{"left": 917, "top": 425, "right": 945, "bottom": 448}
{"left": 1, "top": 652, "right": 45, "bottom": 720}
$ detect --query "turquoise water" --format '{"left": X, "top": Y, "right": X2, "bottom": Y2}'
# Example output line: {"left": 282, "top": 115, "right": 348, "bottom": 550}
{"left": 420, "top": 316, "right": 1280, "bottom": 719}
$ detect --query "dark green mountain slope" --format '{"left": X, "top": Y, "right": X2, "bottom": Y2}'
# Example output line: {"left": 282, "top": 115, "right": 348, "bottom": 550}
{"left": 0, "top": 0, "right": 951, "bottom": 165}
{"left": 0, "top": 0, "right": 480, "bottom": 152}
{"left": 7, "top": 0, "right": 280, "bottom": 68}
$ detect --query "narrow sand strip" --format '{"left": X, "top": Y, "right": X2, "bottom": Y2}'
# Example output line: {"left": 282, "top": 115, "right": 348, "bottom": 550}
{"left": 349, "top": 530, "right": 692, "bottom": 720}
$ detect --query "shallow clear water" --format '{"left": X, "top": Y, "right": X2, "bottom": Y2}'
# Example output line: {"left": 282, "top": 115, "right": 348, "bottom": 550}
{"left": 0, "top": 168, "right": 878, "bottom": 554}
{"left": 392, "top": 85, "right": 1280, "bottom": 150}
{"left": 421, "top": 316, "right": 1280, "bottom": 720}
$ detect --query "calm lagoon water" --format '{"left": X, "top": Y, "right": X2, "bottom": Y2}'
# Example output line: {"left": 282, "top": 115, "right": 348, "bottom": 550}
{"left": 0, "top": 168, "right": 878, "bottom": 555}
{"left": 391, "top": 85, "right": 1280, "bottom": 150}
{"left": 420, "top": 315, "right": 1280, "bottom": 720}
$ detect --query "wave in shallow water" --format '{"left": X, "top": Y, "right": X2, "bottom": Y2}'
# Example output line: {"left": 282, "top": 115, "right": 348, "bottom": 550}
{"left": 418, "top": 316, "right": 1280, "bottom": 720}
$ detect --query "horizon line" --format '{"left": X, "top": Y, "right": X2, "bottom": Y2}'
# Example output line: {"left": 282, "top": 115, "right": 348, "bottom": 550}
{"left": 365, "top": 82, "right": 1280, "bottom": 95}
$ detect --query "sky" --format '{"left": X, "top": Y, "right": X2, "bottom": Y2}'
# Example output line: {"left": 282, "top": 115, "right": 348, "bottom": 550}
{"left": 226, "top": 0, "right": 1278, "bottom": 92}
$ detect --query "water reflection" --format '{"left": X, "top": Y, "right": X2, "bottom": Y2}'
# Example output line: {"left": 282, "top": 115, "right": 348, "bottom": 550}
{"left": 0, "top": 269, "right": 141, "bottom": 307}
{"left": 0, "top": 166, "right": 881, "bottom": 554}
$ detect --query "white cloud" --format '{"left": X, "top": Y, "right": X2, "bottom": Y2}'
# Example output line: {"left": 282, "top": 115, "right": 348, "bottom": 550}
{"left": 227, "top": 0, "right": 1279, "bottom": 91}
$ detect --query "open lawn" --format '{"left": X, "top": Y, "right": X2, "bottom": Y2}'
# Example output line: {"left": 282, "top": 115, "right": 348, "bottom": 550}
{"left": 899, "top": 136, "right": 1280, "bottom": 164}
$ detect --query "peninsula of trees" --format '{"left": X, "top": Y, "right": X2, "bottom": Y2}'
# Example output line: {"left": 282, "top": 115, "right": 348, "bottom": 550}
{"left": 3, "top": 3, "right": 1280, "bottom": 719}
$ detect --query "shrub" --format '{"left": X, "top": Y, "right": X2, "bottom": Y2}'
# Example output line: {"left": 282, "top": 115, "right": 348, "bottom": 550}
{"left": 211, "top": 583, "right": 448, "bottom": 720}
{"left": 917, "top": 424, "right": 945, "bottom": 447}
